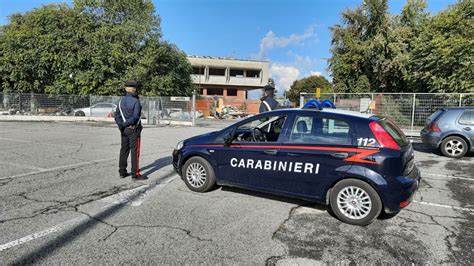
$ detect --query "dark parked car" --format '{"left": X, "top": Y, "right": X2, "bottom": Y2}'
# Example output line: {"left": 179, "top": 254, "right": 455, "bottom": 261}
{"left": 173, "top": 107, "right": 420, "bottom": 226}
{"left": 420, "top": 107, "right": 474, "bottom": 158}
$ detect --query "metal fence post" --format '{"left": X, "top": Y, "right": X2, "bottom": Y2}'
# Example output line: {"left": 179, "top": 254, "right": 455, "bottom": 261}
{"left": 192, "top": 94, "right": 196, "bottom": 127}
{"left": 411, "top": 93, "right": 416, "bottom": 133}
{"left": 299, "top": 94, "right": 304, "bottom": 108}
{"left": 459, "top": 94, "right": 463, "bottom": 107}
{"left": 89, "top": 94, "right": 92, "bottom": 117}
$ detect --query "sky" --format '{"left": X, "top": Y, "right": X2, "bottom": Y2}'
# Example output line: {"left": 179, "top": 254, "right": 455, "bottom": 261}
{"left": 0, "top": 0, "right": 458, "bottom": 95}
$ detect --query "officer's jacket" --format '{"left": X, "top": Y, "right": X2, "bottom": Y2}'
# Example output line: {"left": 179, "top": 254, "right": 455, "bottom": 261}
{"left": 114, "top": 92, "right": 142, "bottom": 127}
{"left": 259, "top": 96, "right": 279, "bottom": 113}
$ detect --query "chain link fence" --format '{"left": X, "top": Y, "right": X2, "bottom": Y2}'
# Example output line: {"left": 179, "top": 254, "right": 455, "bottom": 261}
{"left": 300, "top": 93, "right": 474, "bottom": 133}
{"left": 1, "top": 92, "right": 472, "bottom": 130}
{"left": 0, "top": 93, "right": 195, "bottom": 125}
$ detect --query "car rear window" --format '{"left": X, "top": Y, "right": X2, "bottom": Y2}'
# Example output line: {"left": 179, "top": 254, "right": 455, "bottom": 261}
{"left": 378, "top": 119, "right": 409, "bottom": 147}
{"left": 427, "top": 109, "right": 444, "bottom": 124}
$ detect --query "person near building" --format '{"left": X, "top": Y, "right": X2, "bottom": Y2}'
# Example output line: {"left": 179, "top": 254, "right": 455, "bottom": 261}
{"left": 259, "top": 85, "right": 279, "bottom": 113}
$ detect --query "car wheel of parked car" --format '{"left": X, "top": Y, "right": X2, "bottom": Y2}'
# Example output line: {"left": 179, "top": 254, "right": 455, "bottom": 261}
{"left": 440, "top": 136, "right": 468, "bottom": 158}
{"left": 75, "top": 111, "right": 85, "bottom": 116}
{"left": 330, "top": 178, "right": 382, "bottom": 226}
{"left": 182, "top": 156, "right": 216, "bottom": 192}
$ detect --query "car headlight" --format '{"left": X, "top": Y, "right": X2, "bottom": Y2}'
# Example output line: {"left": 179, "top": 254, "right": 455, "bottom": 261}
{"left": 176, "top": 140, "right": 184, "bottom": 150}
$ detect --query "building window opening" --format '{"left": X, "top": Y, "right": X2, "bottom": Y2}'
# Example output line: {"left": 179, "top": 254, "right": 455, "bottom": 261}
{"left": 209, "top": 68, "right": 226, "bottom": 76}
{"left": 193, "top": 67, "right": 205, "bottom": 75}
{"left": 227, "top": 89, "right": 238, "bottom": 96}
{"left": 246, "top": 69, "right": 260, "bottom": 78}
{"left": 230, "top": 69, "right": 244, "bottom": 77}
{"left": 207, "top": 88, "right": 224, "bottom": 95}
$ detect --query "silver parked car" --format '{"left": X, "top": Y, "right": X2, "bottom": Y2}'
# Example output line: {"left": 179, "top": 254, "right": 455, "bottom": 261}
{"left": 74, "top": 103, "right": 116, "bottom": 117}
{"left": 420, "top": 107, "right": 474, "bottom": 158}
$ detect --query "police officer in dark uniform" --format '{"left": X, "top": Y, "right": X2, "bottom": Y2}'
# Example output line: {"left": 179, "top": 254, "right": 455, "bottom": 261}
{"left": 259, "top": 84, "right": 279, "bottom": 113}
{"left": 114, "top": 80, "right": 147, "bottom": 181}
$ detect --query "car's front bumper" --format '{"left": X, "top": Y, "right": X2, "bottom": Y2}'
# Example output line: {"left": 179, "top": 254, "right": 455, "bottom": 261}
{"left": 172, "top": 149, "right": 182, "bottom": 176}
{"left": 382, "top": 166, "right": 421, "bottom": 213}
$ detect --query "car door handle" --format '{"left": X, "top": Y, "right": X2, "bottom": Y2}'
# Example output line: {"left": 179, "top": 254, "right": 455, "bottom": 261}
{"left": 287, "top": 153, "right": 300, "bottom": 157}
{"left": 263, "top": 149, "right": 278, "bottom": 155}
{"left": 331, "top": 152, "right": 349, "bottom": 159}
{"left": 464, "top": 127, "right": 471, "bottom": 131}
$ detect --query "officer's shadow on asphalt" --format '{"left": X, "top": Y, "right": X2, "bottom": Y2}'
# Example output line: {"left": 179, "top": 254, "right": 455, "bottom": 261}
{"left": 140, "top": 156, "right": 173, "bottom": 177}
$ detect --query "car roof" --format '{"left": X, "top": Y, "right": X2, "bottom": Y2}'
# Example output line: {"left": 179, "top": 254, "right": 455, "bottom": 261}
{"left": 442, "top": 106, "right": 474, "bottom": 110}
{"left": 274, "top": 108, "right": 375, "bottom": 119}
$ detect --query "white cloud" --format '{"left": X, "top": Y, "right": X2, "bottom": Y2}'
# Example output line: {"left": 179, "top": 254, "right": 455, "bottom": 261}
{"left": 287, "top": 50, "right": 313, "bottom": 65}
{"left": 310, "top": 71, "right": 322, "bottom": 76}
{"left": 256, "top": 26, "right": 316, "bottom": 59}
{"left": 270, "top": 63, "right": 301, "bottom": 92}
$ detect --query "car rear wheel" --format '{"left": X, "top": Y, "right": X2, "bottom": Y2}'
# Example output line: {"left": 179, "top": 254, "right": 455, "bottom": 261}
{"left": 440, "top": 136, "right": 468, "bottom": 158}
{"left": 182, "top": 157, "right": 216, "bottom": 193}
{"left": 75, "top": 111, "right": 85, "bottom": 116}
{"left": 330, "top": 179, "right": 382, "bottom": 226}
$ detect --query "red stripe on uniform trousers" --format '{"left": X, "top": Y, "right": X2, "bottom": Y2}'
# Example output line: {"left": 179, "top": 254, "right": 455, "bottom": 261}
{"left": 136, "top": 135, "right": 141, "bottom": 176}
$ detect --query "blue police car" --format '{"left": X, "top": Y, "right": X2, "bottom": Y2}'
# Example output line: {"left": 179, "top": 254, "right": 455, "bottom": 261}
{"left": 172, "top": 105, "right": 420, "bottom": 225}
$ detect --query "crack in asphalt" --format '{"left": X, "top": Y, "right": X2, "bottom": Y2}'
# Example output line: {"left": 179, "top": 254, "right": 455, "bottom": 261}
{"left": 265, "top": 205, "right": 302, "bottom": 265}
{"left": 0, "top": 184, "right": 141, "bottom": 224}
{"left": 57, "top": 143, "right": 84, "bottom": 159}
{"left": 404, "top": 209, "right": 457, "bottom": 263}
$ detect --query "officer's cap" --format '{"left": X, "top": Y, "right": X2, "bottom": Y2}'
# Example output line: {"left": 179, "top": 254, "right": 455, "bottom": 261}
{"left": 125, "top": 80, "right": 138, "bottom": 88}
{"left": 264, "top": 84, "right": 275, "bottom": 91}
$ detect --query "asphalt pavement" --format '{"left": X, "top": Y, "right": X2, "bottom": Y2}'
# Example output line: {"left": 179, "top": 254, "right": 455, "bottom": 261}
{"left": 0, "top": 121, "right": 472, "bottom": 264}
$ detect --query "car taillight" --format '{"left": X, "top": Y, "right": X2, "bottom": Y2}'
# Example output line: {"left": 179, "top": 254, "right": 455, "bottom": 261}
{"left": 369, "top": 121, "right": 401, "bottom": 151}
{"left": 428, "top": 122, "right": 441, "bottom": 132}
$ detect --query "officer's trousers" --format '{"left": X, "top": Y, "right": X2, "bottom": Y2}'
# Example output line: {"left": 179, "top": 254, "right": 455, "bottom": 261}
{"left": 119, "top": 127, "right": 142, "bottom": 177}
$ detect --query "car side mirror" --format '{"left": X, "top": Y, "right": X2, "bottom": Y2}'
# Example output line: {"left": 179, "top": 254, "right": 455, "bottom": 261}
{"left": 223, "top": 133, "right": 233, "bottom": 147}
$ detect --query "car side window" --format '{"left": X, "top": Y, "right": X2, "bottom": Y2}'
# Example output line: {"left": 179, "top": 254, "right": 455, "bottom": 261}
{"left": 234, "top": 115, "right": 287, "bottom": 142}
{"left": 459, "top": 110, "right": 474, "bottom": 125}
{"left": 289, "top": 115, "right": 353, "bottom": 145}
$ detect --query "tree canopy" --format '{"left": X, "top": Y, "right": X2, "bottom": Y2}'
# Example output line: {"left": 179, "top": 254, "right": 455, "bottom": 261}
{"left": 328, "top": 0, "right": 473, "bottom": 93}
{"left": 0, "top": 0, "right": 193, "bottom": 96}
{"left": 285, "top": 75, "right": 332, "bottom": 103}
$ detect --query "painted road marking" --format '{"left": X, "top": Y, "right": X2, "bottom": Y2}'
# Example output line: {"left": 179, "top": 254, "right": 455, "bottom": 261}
{"left": 413, "top": 200, "right": 474, "bottom": 213}
{"left": 0, "top": 217, "right": 82, "bottom": 252}
{"left": 0, "top": 159, "right": 113, "bottom": 180}
{"left": 0, "top": 161, "right": 45, "bottom": 171}
{"left": 0, "top": 173, "right": 177, "bottom": 252}
{"left": 422, "top": 172, "right": 473, "bottom": 181}
{"left": 100, "top": 173, "right": 176, "bottom": 206}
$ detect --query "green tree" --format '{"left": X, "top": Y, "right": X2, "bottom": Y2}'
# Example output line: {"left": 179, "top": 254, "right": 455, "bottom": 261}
{"left": 0, "top": 4, "right": 95, "bottom": 93}
{"left": 0, "top": 0, "right": 193, "bottom": 96}
{"left": 328, "top": 0, "right": 428, "bottom": 93}
{"left": 285, "top": 75, "right": 332, "bottom": 103}
{"left": 406, "top": 0, "right": 474, "bottom": 93}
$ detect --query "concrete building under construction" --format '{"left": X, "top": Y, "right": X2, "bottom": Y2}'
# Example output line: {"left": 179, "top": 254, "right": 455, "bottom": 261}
{"left": 187, "top": 56, "right": 269, "bottom": 100}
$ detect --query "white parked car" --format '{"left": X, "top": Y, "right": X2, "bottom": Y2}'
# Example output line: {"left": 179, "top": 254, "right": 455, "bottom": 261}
{"left": 74, "top": 103, "right": 116, "bottom": 117}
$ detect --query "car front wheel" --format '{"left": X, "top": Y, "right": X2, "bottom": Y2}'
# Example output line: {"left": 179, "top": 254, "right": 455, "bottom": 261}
{"left": 440, "top": 136, "right": 468, "bottom": 158}
{"left": 330, "top": 179, "right": 382, "bottom": 226}
{"left": 182, "top": 156, "right": 216, "bottom": 192}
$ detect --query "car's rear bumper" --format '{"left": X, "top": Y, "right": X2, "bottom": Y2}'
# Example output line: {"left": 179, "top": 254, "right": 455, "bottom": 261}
{"left": 382, "top": 166, "right": 421, "bottom": 213}
{"left": 420, "top": 130, "right": 441, "bottom": 149}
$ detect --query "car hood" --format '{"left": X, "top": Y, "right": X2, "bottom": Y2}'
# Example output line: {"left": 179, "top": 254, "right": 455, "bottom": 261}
{"left": 183, "top": 131, "right": 218, "bottom": 145}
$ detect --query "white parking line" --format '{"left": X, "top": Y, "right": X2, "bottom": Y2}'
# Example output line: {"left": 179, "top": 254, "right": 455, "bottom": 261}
{"left": 422, "top": 172, "right": 473, "bottom": 181}
{"left": 0, "top": 159, "right": 113, "bottom": 180}
{"left": 0, "top": 173, "right": 176, "bottom": 252}
{"left": 0, "top": 217, "right": 81, "bottom": 252}
{"left": 413, "top": 200, "right": 474, "bottom": 212}
{"left": 100, "top": 174, "right": 176, "bottom": 206}
{"left": 0, "top": 161, "right": 45, "bottom": 171}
